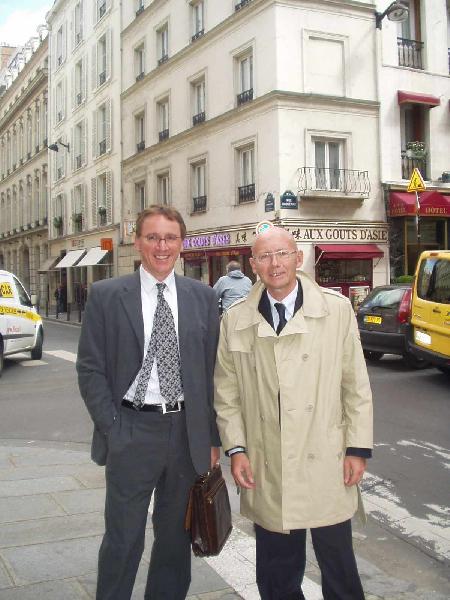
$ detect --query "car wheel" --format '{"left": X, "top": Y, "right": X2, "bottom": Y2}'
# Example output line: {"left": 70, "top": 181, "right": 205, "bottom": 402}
{"left": 30, "top": 328, "right": 43, "bottom": 360}
{"left": 437, "top": 366, "right": 450, "bottom": 376}
{"left": 403, "top": 351, "right": 430, "bottom": 370}
{"left": 363, "top": 350, "right": 384, "bottom": 361}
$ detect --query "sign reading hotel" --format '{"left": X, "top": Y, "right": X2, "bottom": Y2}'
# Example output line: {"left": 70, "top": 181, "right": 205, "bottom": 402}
{"left": 183, "top": 226, "right": 388, "bottom": 251}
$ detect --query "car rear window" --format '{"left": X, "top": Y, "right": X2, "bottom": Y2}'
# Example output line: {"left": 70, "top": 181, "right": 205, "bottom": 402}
{"left": 417, "top": 258, "right": 450, "bottom": 304}
{"left": 360, "top": 288, "right": 406, "bottom": 310}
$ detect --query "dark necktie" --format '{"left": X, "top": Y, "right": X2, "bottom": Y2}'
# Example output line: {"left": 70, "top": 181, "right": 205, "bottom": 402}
{"left": 274, "top": 302, "right": 287, "bottom": 335}
{"left": 132, "top": 282, "right": 183, "bottom": 409}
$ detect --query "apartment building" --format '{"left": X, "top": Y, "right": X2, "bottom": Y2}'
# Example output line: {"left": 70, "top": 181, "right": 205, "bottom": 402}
{"left": 0, "top": 34, "right": 49, "bottom": 302}
{"left": 46, "top": 0, "right": 122, "bottom": 308}
{"left": 120, "top": 0, "right": 389, "bottom": 306}
{"left": 377, "top": 0, "right": 450, "bottom": 277}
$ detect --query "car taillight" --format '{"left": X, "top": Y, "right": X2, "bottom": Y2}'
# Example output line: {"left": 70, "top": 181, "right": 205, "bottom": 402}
{"left": 397, "top": 288, "right": 412, "bottom": 324}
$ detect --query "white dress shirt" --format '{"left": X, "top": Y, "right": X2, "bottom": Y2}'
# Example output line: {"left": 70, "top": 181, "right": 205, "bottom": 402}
{"left": 124, "top": 266, "right": 184, "bottom": 405}
{"left": 267, "top": 282, "right": 298, "bottom": 332}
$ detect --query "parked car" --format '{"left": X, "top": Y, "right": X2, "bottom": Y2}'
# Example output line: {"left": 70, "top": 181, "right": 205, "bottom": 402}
{"left": 409, "top": 250, "right": 450, "bottom": 376}
{"left": 0, "top": 270, "right": 44, "bottom": 377}
{"left": 356, "top": 284, "right": 429, "bottom": 369}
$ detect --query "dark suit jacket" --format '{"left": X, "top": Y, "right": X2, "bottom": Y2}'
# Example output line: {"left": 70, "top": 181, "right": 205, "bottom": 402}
{"left": 76, "top": 270, "right": 220, "bottom": 474}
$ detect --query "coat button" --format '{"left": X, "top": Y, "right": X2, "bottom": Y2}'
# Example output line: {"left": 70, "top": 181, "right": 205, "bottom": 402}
{"left": 302, "top": 354, "right": 309, "bottom": 361}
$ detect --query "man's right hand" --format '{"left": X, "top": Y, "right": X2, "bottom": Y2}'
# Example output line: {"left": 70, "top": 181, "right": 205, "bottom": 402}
{"left": 231, "top": 453, "right": 256, "bottom": 489}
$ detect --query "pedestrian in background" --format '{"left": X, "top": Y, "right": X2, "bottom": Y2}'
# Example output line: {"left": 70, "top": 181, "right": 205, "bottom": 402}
{"left": 77, "top": 205, "right": 220, "bottom": 600}
{"left": 213, "top": 260, "right": 252, "bottom": 313}
{"left": 214, "top": 226, "right": 373, "bottom": 600}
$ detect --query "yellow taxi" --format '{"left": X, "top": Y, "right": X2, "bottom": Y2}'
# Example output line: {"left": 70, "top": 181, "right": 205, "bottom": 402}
{"left": 0, "top": 270, "right": 44, "bottom": 376}
{"left": 409, "top": 251, "right": 450, "bottom": 375}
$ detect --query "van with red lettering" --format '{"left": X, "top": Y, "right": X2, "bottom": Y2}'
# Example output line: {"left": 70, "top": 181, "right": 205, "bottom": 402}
{"left": 409, "top": 251, "right": 450, "bottom": 375}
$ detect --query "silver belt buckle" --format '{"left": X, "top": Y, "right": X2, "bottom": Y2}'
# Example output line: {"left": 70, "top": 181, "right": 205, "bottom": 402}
{"left": 162, "top": 401, "right": 181, "bottom": 414}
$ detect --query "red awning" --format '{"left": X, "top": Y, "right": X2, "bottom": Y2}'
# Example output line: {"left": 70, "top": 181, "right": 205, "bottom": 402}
{"left": 397, "top": 90, "right": 440, "bottom": 107}
{"left": 389, "top": 191, "right": 450, "bottom": 217}
{"left": 315, "top": 244, "right": 383, "bottom": 260}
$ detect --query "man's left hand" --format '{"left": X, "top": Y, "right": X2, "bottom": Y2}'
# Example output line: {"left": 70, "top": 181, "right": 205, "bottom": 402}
{"left": 210, "top": 447, "right": 220, "bottom": 469}
{"left": 343, "top": 456, "right": 366, "bottom": 486}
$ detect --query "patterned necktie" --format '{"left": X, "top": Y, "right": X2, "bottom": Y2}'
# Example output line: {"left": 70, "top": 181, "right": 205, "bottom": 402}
{"left": 274, "top": 302, "right": 287, "bottom": 335}
{"left": 132, "top": 282, "right": 183, "bottom": 409}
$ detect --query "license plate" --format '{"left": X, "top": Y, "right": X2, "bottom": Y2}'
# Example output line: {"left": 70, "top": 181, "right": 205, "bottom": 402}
{"left": 364, "top": 315, "right": 382, "bottom": 324}
{"left": 415, "top": 330, "right": 431, "bottom": 345}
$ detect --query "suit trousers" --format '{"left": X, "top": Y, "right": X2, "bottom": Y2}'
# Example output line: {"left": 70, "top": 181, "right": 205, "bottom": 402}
{"left": 96, "top": 405, "right": 197, "bottom": 600}
{"left": 255, "top": 519, "right": 365, "bottom": 600}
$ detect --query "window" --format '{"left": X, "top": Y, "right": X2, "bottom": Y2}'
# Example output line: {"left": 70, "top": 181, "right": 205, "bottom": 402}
{"left": 192, "top": 78, "right": 205, "bottom": 125}
{"left": 96, "top": 0, "right": 109, "bottom": 23}
{"left": 191, "top": 1, "right": 204, "bottom": 41}
{"left": 26, "top": 113, "right": 32, "bottom": 158}
{"left": 157, "top": 23, "right": 169, "bottom": 65}
{"left": 157, "top": 172, "right": 170, "bottom": 205}
{"left": 56, "top": 25, "right": 65, "bottom": 68}
{"left": 400, "top": 105, "right": 428, "bottom": 179}
{"left": 12, "top": 127, "right": 17, "bottom": 168}
{"left": 93, "top": 99, "right": 111, "bottom": 158}
{"left": 191, "top": 160, "right": 207, "bottom": 213}
{"left": 74, "top": 1, "right": 83, "bottom": 48}
{"left": 136, "top": 0, "right": 145, "bottom": 16}
{"left": 237, "top": 145, "right": 255, "bottom": 203}
{"left": 53, "top": 193, "right": 65, "bottom": 235}
{"left": 73, "top": 119, "right": 86, "bottom": 170}
{"left": 397, "top": 0, "right": 423, "bottom": 69}
{"left": 158, "top": 98, "right": 169, "bottom": 141}
{"left": 72, "top": 184, "right": 85, "bottom": 232}
{"left": 135, "top": 180, "right": 146, "bottom": 212}
{"left": 74, "top": 58, "right": 86, "bottom": 107}
{"left": 134, "top": 43, "right": 145, "bottom": 81}
{"left": 55, "top": 80, "right": 65, "bottom": 123}
{"left": 98, "top": 34, "right": 107, "bottom": 86}
{"left": 417, "top": 258, "right": 450, "bottom": 304}
{"left": 135, "top": 111, "right": 145, "bottom": 152}
{"left": 92, "top": 171, "right": 112, "bottom": 226}
{"left": 34, "top": 107, "right": 40, "bottom": 151}
{"left": 313, "top": 140, "right": 342, "bottom": 190}
{"left": 237, "top": 52, "right": 253, "bottom": 105}
{"left": 55, "top": 141, "right": 66, "bottom": 181}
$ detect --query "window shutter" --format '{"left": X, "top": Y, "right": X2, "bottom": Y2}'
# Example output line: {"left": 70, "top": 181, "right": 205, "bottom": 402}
{"left": 62, "top": 23, "right": 67, "bottom": 64}
{"left": 71, "top": 128, "right": 75, "bottom": 170}
{"left": 81, "top": 118, "right": 87, "bottom": 165}
{"left": 106, "top": 29, "right": 112, "bottom": 81}
{"left": 106, "top": 170, "right": 112, "bottom": 222}
{"left": 70, "top": 13, "right": 75, "bottom": 51}
{"left": 91, "top": 177, "right": 97, "bottom": 227}
{"left": 82, "top": 56, "right": 87, "bottom": 102}
{"left": 71, "top": 66, "right": 75, "bottom": 111}
{"left": 91, "top": 45, "right": 97, "bottom": 91}
{"left": 92, "top": 109, "right": 97, "bottom": 158}
{"left": 81, "top": 184, "right": 86, "bottom": 229}
{"left": 62, "top": 193, "right": 67, "bottom": 235}
{"left": 62, "top": 78, "right": 66, "bottom": 120}
{"left": 105, "top": 99, "right": 111, "bottom": 152}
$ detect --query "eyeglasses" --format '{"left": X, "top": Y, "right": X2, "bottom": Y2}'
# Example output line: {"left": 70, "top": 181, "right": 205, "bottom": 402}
{"left": 252, "top": 250, "right": 297, "bottom": 264}
{"left": 143, "top": 234, "right": 181, "bottom": 245}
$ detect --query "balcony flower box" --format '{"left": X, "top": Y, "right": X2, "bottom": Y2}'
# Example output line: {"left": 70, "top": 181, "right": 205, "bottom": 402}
{"left": 53, "top": 216, "right": 63, "bottom": 229}
{"left": 98, "top": 206, "right": 107, "bottom": 216}
{"left": 406, "top": 141, "right": 426, "bottom": 159}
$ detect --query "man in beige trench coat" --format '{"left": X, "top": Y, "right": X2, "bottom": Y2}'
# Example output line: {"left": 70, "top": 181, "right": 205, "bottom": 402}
{"left": 214, "top": 226, "right": 373, "bottom": 600}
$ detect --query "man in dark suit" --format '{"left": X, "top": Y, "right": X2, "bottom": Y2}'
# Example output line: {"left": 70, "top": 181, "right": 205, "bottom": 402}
{"left": 77, "top": 205, "right": 220, "bottom": 600}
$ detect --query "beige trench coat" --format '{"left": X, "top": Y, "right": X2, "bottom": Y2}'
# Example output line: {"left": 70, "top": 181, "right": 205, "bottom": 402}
{"left": 214, "top": 273, "right": 373, "bottom": 533}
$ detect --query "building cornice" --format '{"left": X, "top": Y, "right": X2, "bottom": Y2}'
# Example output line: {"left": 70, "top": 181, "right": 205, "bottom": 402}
{"left": 0, "top": 68, "right": 48, "bottom": 132}
{"left": 122, "top": 89, "right": 379, "bottom": 169}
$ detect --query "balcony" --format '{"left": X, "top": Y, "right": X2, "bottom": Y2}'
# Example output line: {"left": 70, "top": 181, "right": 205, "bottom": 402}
{"left": 57, "top": 111, "right": 63, "bottom": 122}
{"left": 99, "top": 71, "right": 106, "bottom": 86}
{"left": 136, "top": 72, "right": 145, "bottom": 82}
{"left": 159, "top": 129, "right": 169, "bottom": 142}
{"left": 235, "top": 0, "right": 251, "bottom": 10}
{"left": 99, "top": 139, "right": 107, "bottom": 155}
{"left": 191, "top": 30, "right": 204, "bottom": 43}
{"left": 75, "top": 154, "right": 82, "bottom": 169}
{"left": 158, "top": 54, "right": 169, "bottom": 66}
{"left": 76, "top": 92, "right": 82, "bottom": 105}
{"left": 238, "top": 183, "right": 255, "bottom": 204}
{"left": 401, "top": 151, "right": 427, "bottom": 180}
{"left": 192, "top": 195, "right": 207, "bottom": 213}
{"left": 35, "top": 144, "right": 40, "bottom": 154}
{"left": 193, "top": 111, "right": 205, "bottom": 126}
{"left": 75, "top": 32, "right": 82, "bottom": 45}
{"left": 136, "top": 5, "right": 144, "bottom": 17}
{"left": 237, "top": 88, "right": 253, "bottom": 106}
{"left": 57, "top": 167, "right": 63, "bottom": 180}
{"left": 99, "top": 3, "right": 106, "bottom": 18}
{"left": 397, "top": 37, "right": 423, "bottom": 70}
{"left": 297, "top": 167, "right": 370, "bottom": 198}
{"left": 57, "top": 55, "right": 63, "bottom": 67}
{"left": 137, "top": 140, "right": 145, "bottom": 152}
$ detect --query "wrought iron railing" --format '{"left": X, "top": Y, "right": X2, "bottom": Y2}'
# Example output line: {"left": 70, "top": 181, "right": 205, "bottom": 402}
{"left": 238, "top": 183, "right": 255, "bottom": 204}
{"left": 158, "top": 54, "right": 168, "bottom": 66}
{"left": 192, "top": 195, "right": 207, "bottom": 213}
{"left": 192, "top": 30, "right": 204, "bottom": 42}
{"left": 235, "top": 0, "right": 251, "bottom": 10}
{"left": 397, "top": 37, "right": 423, "bottom": 70}
{"left": 136, "top": 72, "right": 144, "bottom": 82}
{"left": 137, "top": 140, "right": 145, "bottom": 152}
{"left": 297, "top": 167, "right": 370, "bottom": 196}
{"left": 99, "top": 71, "right": 106, "bottom": 85}
{"left": 75, "top": 155, "right": 82, "bottom": 169}
{"left": 193, "top": 111, "right": 205, "bottom": 126}
{"left": 159, "top": 129, "right": 169, "bottom": 142}
{"left": 99, "top": 139, "right": 106, "bottom": 155}
{"left": 237, "top": 88, "right": 253, "bottom": 106}
{"left": 401, "top": 151, "right": 427, "bottom": 180}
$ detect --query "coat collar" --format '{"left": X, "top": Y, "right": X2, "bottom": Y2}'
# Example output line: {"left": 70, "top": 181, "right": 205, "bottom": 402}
{"left": 234, "top": 272, "right": 329, "bottom": 336}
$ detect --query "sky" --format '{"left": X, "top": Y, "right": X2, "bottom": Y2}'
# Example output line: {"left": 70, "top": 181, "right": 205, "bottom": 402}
{"left": 0, "top": 0, "right": 53, "bottom": 47}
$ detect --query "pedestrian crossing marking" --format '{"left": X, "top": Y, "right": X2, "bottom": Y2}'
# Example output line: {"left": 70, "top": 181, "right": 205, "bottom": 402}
{"left": 44, "top": 350, "right": 77, "bottom": 363}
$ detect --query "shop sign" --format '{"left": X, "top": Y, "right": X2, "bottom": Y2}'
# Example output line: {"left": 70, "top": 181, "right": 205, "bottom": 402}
{"left": 71, "top": 238, "right": 85, "bottom": 248}
{"left": 101, "top": 238, "right": 113, "bottom": 251}
{"left": 265, "top": 193, "right": 275, "bottom": 212}
{"left": 280, "top": 190, "right": 298, "bottom": 209}
{"left": 286, "top": 227, "right": 388, "bottom": 242}
{"left": 183, "top": 233, "right": 231, "bottom": 250}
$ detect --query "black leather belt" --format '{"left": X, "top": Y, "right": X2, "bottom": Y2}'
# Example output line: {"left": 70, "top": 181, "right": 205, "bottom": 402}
{"left": 122, "top": 399, "right": 185, "bottom": 414}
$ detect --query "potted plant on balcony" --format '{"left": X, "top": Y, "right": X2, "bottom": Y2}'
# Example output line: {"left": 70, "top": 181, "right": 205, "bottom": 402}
{"left": 406, "top": 141, "right": 427, "bottom": 159}
{"left": 53, "top": 216, "right": 63, "bottom": 229}
{"left": 72, "top": 212, "right": 83, "bottom": 225}
{"left": 98, "top": 205, "right": 107, "bottom": 217}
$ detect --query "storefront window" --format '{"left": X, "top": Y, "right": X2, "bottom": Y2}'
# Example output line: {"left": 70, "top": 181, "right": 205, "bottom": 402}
{"left": 406, "top": 218, "right": 447, "bottom": 275}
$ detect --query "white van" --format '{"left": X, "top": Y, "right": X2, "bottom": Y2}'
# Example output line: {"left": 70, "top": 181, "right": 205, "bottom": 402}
{"left": 0, "top": 270, "right": 44, "bottom": 376}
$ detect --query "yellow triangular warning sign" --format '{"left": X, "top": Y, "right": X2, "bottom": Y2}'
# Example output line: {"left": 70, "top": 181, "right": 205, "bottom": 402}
{"left": 407, "top": 168, "right": 426, "bottom": 193}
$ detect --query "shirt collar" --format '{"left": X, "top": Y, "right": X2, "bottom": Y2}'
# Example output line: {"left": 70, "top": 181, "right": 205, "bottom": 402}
{"left": 139, "top": 266, "right": 176, "bottom": 295}
{"left": 267, "top": 282, "right": 298, "bottom": 317}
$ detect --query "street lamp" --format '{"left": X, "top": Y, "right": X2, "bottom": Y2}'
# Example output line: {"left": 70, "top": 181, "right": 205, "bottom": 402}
{"left": 48, "top": 140, "right": 70, "bottom": 152}
{"left": 375, "top": 2, "right": 409, "bottom": 29}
